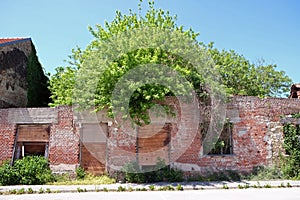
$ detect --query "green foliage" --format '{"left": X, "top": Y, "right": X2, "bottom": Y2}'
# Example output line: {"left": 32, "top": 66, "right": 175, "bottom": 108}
{"left": 122, "top": 158, "right": 183, "bottom": 183}
{"left": 49, "top": 0, "right": 292, "bottom": 125}
{"left": 176, "top": 184, "right": 184, "bottom": 191}
{"left": 27, "top": 43, "right": 51, "bottom": 107}
{"left": 13, "top": 156, "right": 53, "bottom": 185}
{"left": 16, "top": 188, "right": 25, "bottom": 195}
{"left": 48, "top": 66, "right": 76, "bottom": 107}
{"left": 27, "top": 188, "right": 34, "bottom": 194}
{"left": 0, "top": 156, "right": 53, "bottom": 186}
{"left": 51, "top": 173, "right": 115, "bottom": 185}
{"left": 206, "top": 45, "right": 291, "bottom": 97}
{"left": 222, "top": 184, "right": 229, "bottom": 189}
{"left": 148, "top": 185, "right": 155, "bottom": 191}
{"left": 76, "top": 167, "right": 86, "bottom": 180}
{"left": 291, "top": 112, "right": 300, "bottom": 118}
{"left": 247, "top": 166, "right": 284, "bottom": 180}
{"left": 77, "top": 187, "right": 87, "bottom": 193}
{"left": 38, "top": 188, "right": 44, "bottom": 194}
{"left": 237, "top": 184, "right": 249, "bottom": 189}
{"left": 117, "top": 186, "right": 127, "bottom": 192}
{"left": 0, "top": 161, "right": 19, "bottom": 185}
{"left": 282, "top": 124, "right": 300, "bottom": 179}
{"left": 46, "top": 188, "right": 51, "bottom": 193}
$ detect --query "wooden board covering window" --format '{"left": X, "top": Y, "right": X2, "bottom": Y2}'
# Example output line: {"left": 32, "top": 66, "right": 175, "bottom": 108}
{"left": 138, "top": 124, "right": 171, "bottom": 166}
{"left": 80, "top": 123, "right": 108, "bottom": 175}
{"left": 17, "top": 125, "right": 50, "bottom": 142}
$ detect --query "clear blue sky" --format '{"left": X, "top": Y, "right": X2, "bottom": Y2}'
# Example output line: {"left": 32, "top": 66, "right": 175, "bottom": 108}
{"left": 1, "top": 0, "right": 300, "bottom": 83}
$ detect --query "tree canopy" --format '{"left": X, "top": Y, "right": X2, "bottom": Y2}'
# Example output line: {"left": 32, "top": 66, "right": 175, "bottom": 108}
{"left": 49, "top": 0, "right": 292, "bottom": 125}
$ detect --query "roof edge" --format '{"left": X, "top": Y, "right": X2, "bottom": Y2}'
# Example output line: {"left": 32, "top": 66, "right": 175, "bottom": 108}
{"left": 0, "top": 38, "right": 32, "bottom": 47}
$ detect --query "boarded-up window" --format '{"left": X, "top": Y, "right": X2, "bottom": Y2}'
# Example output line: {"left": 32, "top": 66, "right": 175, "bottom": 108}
{"left": 137, "top": 123, "right": 171, "bottom": 166}
{"left": 80, "top": 123, "right": 108, "bottom": 175}
{"left": 13, "top": 125, "right": 50, "bottom": 160}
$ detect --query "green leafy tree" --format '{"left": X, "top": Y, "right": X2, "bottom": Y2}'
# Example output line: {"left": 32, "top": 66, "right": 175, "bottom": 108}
{"left": 49, "top": 0, "right": 292, "bottom": 124}
{"left": 206, "top": 43, "right": 291, "bottom": 97}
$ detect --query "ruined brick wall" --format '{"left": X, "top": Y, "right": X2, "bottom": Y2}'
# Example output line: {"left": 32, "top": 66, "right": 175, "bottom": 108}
{"left": 104, "top": 96, "right": 300, "bottom": 175}
{"left": 0, "top": 109, "right": 16, "bottom": 164}
{"left": 0, "top": 106, "right": 79, "bottom": 173}
{"left": 174, "top": 96, "right": 300, "bottom": 174}
{"left": 1, "top": 96, "right": 300, "bottom": 175}
{"left": 49, "top": 106, "right": 79, "bottom": 173}
{"left": 0, "top": 39, "right": 32, "bottom": 107}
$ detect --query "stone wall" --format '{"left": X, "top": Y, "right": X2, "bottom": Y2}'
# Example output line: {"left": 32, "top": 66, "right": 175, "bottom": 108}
{"left": 0, "top": 39, "right": 32, "bottom": 107}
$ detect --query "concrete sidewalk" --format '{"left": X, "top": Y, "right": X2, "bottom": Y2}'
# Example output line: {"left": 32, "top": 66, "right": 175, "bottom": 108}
{"left": 1, "top": 180, "right": 300, "bottom": 193}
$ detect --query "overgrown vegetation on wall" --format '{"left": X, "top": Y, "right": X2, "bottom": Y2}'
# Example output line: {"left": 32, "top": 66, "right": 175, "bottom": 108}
{"left": 26, "top": 43, "right": 51, "bottom": 107}
{"left": 49, "top": 0, "right": 292, "bottom": 125}
{"left": 283, "top": 122, "right": 300, "bottom": 179}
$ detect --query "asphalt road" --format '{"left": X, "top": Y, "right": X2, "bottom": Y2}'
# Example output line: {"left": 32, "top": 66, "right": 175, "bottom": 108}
{"left": 1, "top": 188, "right": 300, "bottom": 200}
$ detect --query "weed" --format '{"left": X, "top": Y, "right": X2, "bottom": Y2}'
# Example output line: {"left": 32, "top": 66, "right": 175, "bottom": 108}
{"left": 27, "top": 187, "right": 34, "bottom": 194}
{"left": 50, "top": 174, "right": 115, "bottom": 185}
{"left": 222, "top": 184, "right": 229, "bottom": 189}
{"left": 77, "top": 187, "right": 84, "bottom": 193}
{"left": 46, "top": 188, "right": 51, "bottom": 193}
{"left": 264, "top": 184, "right": 271, "bottom": 188}
{"left": 76, "top": 167, "right": 86, "bottom": 180}
{"left": 238, "top": 184, "right": 249, "bottom": 189}
{"left": 9, "top": 189, "right": 17, "bottom": 194}
{"left": 287, "top": 182, "right": 292, "bottom": 188}
{"left": 280, "top": 183, "right": 286, "bottom": 188}
{"left": 16, "top": 188, "right": 25, "bottom": 195}
{"left": 117, "top": 186, "right": 126, "bottom": 192}
{"left": 176, "top": 184, "right": 184, "bottom": 191}
{"left": 103, "top": 187, "right": 109, "bottom": 192}
{"left": 149, "top": 185, "right": 155, "bottom": 191}
{"left": 38, "top": 188, "right": 44, "bottom": 194}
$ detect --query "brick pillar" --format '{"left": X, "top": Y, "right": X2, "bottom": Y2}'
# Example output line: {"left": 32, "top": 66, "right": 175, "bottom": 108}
{"left": 49, "top": 106, "right": 79, "bottom": 173}
{"left": 0, "top": 109, "right": 16, "bottom": 164}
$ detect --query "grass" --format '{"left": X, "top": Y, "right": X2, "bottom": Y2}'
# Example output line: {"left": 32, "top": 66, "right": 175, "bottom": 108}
{"left": 49, "top": 174, "right": 116, "bottom": 185}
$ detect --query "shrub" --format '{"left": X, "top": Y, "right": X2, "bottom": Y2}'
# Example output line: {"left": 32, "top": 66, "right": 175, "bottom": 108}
{"left": 76, "top": 167, "right": 86, "bottom": 180}
{"left": 0, "top": 161, "right": 19, "bottom": 185}
{"left": 13, "top": 156, "right": 53, "bottom": 185}
{"left": 122, "top": 162, "right": 146, "bottom": 183}
{"left": 248, "top": 166, "right": 283, "bottom": 181}
{"left": 122, "top": 159, "right": 184, "bottom": 183}
{"left": 0, "top": 156, "right": 53, "bottom": 186}
{"left": 282, "top": 124, "right": 300, "bottom": 179}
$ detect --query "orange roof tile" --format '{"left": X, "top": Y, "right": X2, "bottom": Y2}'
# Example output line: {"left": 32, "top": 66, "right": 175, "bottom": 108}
{"left": 0, "top": 38, "right": 25, "bottom": 44}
